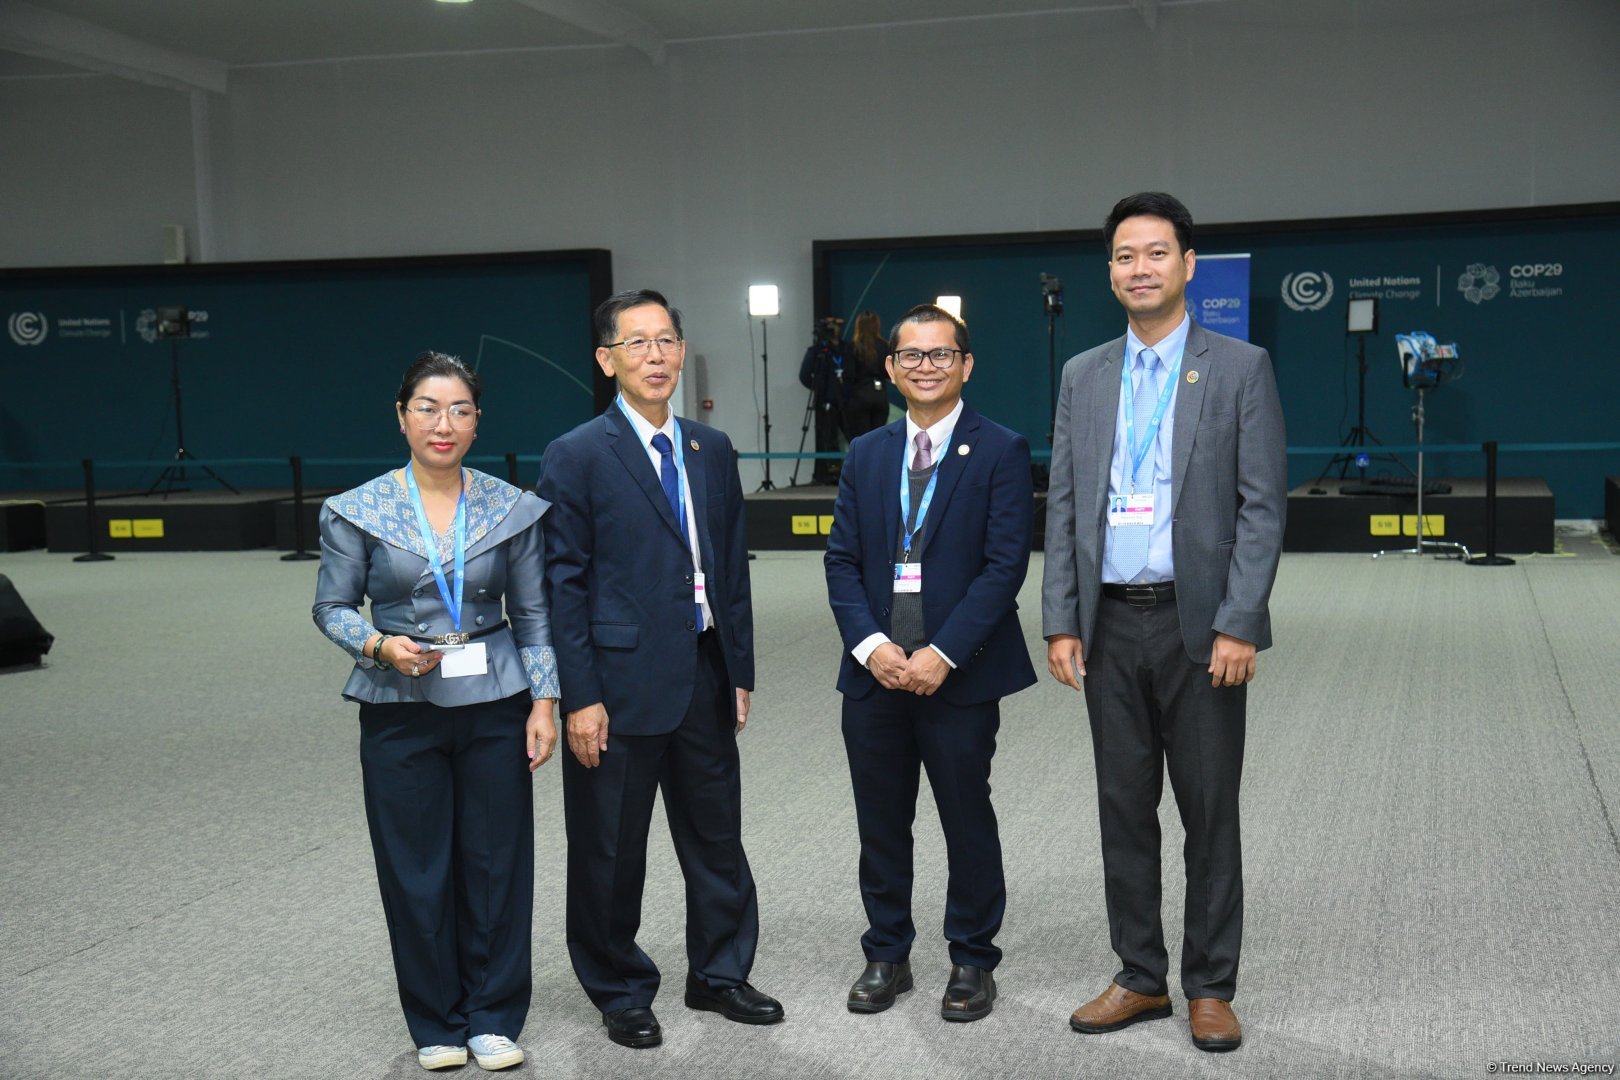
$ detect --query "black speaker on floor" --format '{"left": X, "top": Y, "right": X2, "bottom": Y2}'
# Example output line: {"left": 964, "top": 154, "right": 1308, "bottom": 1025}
{"left": 0, "top": 574, "right": 53, "bottom": 667}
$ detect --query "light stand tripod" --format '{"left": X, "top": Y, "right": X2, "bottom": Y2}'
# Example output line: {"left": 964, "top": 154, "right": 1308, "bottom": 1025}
{"left": 1314, "top": 331, "right": 1413, "bottom": 485}
{"left": 1372, "top": 386, "right": 1469, "bottom": 561}
{"left": 146, "top": 308, "right": 238, "bottom": 496}
{"left": 757, "top": 317, "right": 776, "bottom": 491}
{"left": 748, "top": 285, "right": 781, "bottom": 493}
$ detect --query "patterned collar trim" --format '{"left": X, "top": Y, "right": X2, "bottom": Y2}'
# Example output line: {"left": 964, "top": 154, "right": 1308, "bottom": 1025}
{"left": 326, "top": 467, "right": 522, "bottom": 560}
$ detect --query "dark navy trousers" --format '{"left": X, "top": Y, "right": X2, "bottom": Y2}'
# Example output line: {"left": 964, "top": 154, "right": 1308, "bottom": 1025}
{"left": 841, "top": 688, "right": 1005, "bottom": 971}
{"left": 562, "top": 630, "right": 759, "bottom": 1013}
{"left": 358, "top": 691, "right": 534, "bottom": 1048}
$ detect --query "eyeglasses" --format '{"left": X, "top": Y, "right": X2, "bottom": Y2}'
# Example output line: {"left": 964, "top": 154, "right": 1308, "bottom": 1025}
{"left": 892, "top": 347, "right": 962, "bottom": 370}
{"left": 604, "top": 336, "right": 684, "bottom": 357}
{"left": 404, "top": 403, "right": 478, "bottom": 429}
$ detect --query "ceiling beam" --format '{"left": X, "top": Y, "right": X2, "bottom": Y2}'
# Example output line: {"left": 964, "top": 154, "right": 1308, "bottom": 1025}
{"left": 509, "top": 0, "right": 665, "bottom": 65}
{"left": 0, "top": 1, "right": 227, "bottom": 94}
{"left": 1133, "top": 0, "right": 1160, "bottom": 31}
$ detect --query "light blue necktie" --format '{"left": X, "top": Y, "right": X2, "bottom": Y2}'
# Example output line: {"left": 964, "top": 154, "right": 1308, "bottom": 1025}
{"left": 1112, "top": 348, "right": 1159, "bottom": 582}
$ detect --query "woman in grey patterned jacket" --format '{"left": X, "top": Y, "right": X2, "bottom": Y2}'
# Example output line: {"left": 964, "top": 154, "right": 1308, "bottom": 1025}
{"left": 312, "top": 351, "right": 557, "bottom": 1073}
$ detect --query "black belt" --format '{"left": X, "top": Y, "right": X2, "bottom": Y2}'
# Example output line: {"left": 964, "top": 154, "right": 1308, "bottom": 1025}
{"left": 383, "top": 619, "right": 508, "bottom": 646}
{"left": 1102, "top": 581, "right": 1176, "bottom": 606}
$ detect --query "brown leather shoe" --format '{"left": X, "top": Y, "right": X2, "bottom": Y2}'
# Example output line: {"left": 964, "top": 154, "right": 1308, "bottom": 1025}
{"left": 1188, "top": 998, "right": 1242, "bottom": 1052}
{"left": 1068, "top": 982, "right": 1172, "bottom": 1033}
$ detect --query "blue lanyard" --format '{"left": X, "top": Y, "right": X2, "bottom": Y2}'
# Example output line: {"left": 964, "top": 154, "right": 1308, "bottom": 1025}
{"left": 899, "top": 426, "right": 953, "bottom": 561}
{"left": 1121, "top": 351, "right": 1181, "bottom": 492}
{"left": 617, "top": 396, "right": 689, "bottom": 545}
{"left": 404, "top": 464, "right": 467, "bottom": 631}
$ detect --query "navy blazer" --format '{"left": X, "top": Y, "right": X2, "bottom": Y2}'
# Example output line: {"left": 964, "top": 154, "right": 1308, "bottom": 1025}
{"left": 538, "top": 408, "right": 755, "bottom": 737}
{"left": 824, "top": 403, "right": 1037, "bottom": 706}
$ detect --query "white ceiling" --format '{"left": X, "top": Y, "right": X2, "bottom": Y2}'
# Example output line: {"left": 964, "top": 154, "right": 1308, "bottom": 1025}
{"left": 0, "top": 0, "right": 1180, "bottom": 82}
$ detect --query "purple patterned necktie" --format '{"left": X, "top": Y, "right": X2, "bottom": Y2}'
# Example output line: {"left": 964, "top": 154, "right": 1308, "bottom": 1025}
{"left": 912, "top": 431, "right": 933, "bottom": 471}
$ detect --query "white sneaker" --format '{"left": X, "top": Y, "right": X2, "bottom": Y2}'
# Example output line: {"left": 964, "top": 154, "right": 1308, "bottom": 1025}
{"left": 418, "top": 1045, "right": 468, "bottom": 1070}
{"left": 468, "top": 1034, "right": 524, "bottom": 1070}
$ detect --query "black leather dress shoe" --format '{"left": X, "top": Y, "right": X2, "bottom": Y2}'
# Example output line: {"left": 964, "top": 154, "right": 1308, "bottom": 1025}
{"left": 603, "top": 1006, "right": 662, "bottom": 1048}
{"left": 848, "top": 960, "right": 914, "bottom": 1013}
{"left": 683, "top": 973, "right": 785, "bottom": 1024}
{"left": 940, "top": 964, "right": 997, "bottom": 1022}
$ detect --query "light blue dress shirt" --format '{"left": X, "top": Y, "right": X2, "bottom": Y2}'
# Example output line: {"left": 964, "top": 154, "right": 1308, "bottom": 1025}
{"left": 1102, "top": 314, "right": 1190, "bottom": 584}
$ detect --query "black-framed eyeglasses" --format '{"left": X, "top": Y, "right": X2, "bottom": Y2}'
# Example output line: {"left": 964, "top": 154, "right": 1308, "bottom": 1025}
{"left": 892, "top": 347, "right": 962, "bottom": 370}
{"left": 603, "top": 336, "right": 684, "bottom": 357}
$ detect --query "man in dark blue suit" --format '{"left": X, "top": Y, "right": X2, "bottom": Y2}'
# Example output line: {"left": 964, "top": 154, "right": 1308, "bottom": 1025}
{"left": 824, "top": 303, "right": 1036, "bottom": 1022}
{"left": 539, "top": 289, "right": 783, "bottom": 1050}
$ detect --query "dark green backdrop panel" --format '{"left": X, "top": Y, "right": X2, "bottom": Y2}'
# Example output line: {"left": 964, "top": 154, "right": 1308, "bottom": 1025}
{"left": 819, "top": 208, "right": 1618, "bottom": 518}
{"left": 0, "top": 251, "right": 610, "bottom": 491}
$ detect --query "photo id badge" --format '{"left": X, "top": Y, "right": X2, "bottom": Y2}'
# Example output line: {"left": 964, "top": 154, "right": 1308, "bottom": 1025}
{"left": 439, "top": 641, "right": 488, "bottom": 679}
{"left": 1107, "top": 493, "right": 1156, "bottom": 528}
{"left": 893, "top": 562, "right": 922, "bottom": 594}
{"left": 693, "top": 571, "right": 706, "bottom": 605}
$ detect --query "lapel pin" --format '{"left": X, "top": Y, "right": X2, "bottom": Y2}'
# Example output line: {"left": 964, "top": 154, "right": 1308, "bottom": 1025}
{"left": 689, "top": 439, "right": 699, "bottom": 451}
{"left": 1186, "top": 370, "right": 1199, "bottom": 384}
{"left": 957, "top": 444, "right": 970, "bottom": 456}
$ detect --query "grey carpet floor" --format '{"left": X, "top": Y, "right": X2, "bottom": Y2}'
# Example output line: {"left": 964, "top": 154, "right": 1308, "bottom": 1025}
{"left": 1, "top": 536, "right": 1617, "bottom": 1079}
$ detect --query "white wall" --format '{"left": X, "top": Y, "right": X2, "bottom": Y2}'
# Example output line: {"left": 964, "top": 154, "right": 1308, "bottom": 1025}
{"left": 4, "top": 0, "right": 1617, "bottom": 484}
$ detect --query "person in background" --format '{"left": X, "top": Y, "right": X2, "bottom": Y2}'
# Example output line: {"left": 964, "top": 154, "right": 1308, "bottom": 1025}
{"left": 840, "top": 310, "right": 894, "bottom": 441}
{"left": 313, "top": 351, "right": 558, "bottom": 1073}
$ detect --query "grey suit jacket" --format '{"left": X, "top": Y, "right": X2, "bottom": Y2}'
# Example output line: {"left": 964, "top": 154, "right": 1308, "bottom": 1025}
{"left": 1041, "top": 320, "right": 1287, "bottom": 663}
{"left": 313, "top": 468, "right": 560, "bottom": 707}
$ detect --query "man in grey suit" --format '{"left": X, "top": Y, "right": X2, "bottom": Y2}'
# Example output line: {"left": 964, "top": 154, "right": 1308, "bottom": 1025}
{"left": 1042, "top": 192, "right": 1286, "bottom": 1053}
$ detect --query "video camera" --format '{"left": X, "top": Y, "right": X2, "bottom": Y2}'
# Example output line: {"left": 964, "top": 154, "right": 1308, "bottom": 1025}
{"left": 813, "top": 315, "right": 845, "bottom": 347}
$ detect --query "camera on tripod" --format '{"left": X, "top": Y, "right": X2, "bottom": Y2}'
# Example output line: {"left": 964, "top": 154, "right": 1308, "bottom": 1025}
{"left": 813, "top": 315, "right": 845, "bottom": 347}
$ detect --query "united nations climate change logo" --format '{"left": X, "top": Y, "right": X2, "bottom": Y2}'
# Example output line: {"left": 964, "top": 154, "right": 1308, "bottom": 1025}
{"left": 1280, "top": 271, "right": 1333, "bottom": 312}
{"left": 136, "top": 308, "right": 159, "bottom": 344}
{"left": 7, "top": 311, "right": 48, "bottom": 346}
{"left": 1457, "top": 263, "right": 1500, "bottom": 304}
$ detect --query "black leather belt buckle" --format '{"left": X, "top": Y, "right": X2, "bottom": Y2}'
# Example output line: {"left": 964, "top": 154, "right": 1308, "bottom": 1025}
{"left": 1105, "top": 581, "right": 1176, "bottom": 606}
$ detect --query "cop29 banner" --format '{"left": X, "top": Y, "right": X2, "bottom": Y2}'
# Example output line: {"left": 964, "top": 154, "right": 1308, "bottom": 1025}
{"left": 819, "top": 205, "right": 1619, "bottom": 516}
{"left": 1186, "top": 253, "right": 1250, "bottom": 341}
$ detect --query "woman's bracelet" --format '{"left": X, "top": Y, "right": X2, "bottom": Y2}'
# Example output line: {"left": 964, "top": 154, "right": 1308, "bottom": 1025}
{"left": 371, "top": 635, "right": 391, "bottom": 663}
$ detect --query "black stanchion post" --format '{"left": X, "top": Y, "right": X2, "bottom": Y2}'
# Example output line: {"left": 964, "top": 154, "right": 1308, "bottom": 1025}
{"left": 505, "top": 452, "right": 520, "bottom": 487}
{"left": 73, "top": 458, "right": 114, "bottom": 563}
{"left": 1467, "top": 440, "right": 1515, "bottom": 567}
{"left": 281, "top": 455, "right": 319, "bottom": 562}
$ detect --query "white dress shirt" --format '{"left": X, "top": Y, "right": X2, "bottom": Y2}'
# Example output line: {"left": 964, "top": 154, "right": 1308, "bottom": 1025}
{"left": 852, "top": 398, "right": 965, "bottom": 669}
{"left": 617, "top": 398, "right": 713, "bottom": 631}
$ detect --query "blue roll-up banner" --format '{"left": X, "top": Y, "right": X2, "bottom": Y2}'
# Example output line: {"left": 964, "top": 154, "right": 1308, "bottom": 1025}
{"left": 1186, "top": 253, "right": 1250, "bottom": 341}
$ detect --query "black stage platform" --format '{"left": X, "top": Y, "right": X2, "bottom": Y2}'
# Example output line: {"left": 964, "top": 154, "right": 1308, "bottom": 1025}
{"left": 745, "top": 486, "right": 1053, "bottom": 552}
{"left": 42, "top": 490, "right": 288, "bottom": 553}
{"left": 5, "top": 476, "right": 1559, "bottom": 557}
{"left": 1286, "top": 476, "right": 1554, "bottom": 554}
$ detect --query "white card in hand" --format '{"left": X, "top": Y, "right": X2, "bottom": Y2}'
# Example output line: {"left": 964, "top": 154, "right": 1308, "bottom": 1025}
{"left": 439, "top": 641, "right": 488, "bottom": 679}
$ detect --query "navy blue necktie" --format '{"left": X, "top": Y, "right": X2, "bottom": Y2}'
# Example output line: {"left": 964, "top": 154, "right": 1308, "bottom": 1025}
{"left": 651, "top": 433, "right": 703, "bottom": 630}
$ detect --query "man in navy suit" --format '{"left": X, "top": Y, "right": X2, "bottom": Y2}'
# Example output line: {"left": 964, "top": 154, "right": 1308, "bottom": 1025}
{"left": 824, "top": 303, "right": 1036, "bottom": 1022}
{"left": 539, "top": 289, "right": 783, "bottom": 1050}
